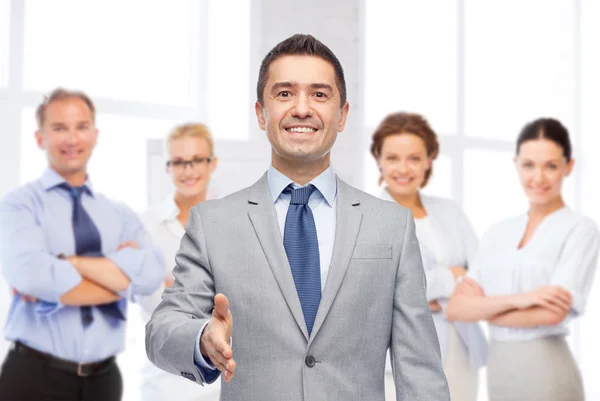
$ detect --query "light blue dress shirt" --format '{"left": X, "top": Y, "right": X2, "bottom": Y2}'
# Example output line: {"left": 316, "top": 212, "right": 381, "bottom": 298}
{"left": 0, "top": 168, "right": 164, "bottom": 363}
{"left": 192, "top": 165, "right": 337, "bottom": 380}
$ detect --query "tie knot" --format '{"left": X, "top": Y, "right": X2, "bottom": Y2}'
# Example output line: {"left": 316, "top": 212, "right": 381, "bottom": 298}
{"left": 57, "top": 183, "right": 85, "bottom": 199}
{"left": 287, "top": 184, "right": 316, "bottom": 205}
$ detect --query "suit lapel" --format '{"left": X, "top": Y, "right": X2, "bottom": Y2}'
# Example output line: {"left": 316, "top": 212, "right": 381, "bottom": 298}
{"left": 247, "top": 174, "right": 309, "bottom": 340}
{"left": 309, "top": 178, "right": 362, "bottom": 342}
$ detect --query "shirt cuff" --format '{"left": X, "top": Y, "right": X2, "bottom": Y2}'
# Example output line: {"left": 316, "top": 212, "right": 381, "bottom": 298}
{"left": 34, "top": 300, "right": 64, "bottom": 316}
{"left": 194, "top": 321, "right": 217, "bottom": 370}
{"left": 193, "top": 321, "right": 222, "bottom": 384}
{"left": 51, "top": 259, "right": 83, "bottom": 302}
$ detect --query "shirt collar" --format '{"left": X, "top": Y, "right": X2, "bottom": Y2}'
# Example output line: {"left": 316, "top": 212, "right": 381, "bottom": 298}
{"left": 267, "top": 165, "right": 337, "bottom": 207}
{"left": 379, "top": 186, "right": 394, "bottom": 202}
{"left": 158, "top": 195, "right": 181, "bottom": 222}
{"left": 40, "top": 168, "right": 95, "bottom": 196}
{"left": 380, "top": 186, "right": 432, "bottom": 211}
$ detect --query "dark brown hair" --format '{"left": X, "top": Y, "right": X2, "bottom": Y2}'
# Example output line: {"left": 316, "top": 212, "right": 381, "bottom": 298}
{"left": 516, "top": 117, "right": 572, "bottom": 162}
{"left": 256, "top": 34, "right": 347, "bottom": 107}
{"left": 370, "top": 112, "right": 439, "bottom": 187}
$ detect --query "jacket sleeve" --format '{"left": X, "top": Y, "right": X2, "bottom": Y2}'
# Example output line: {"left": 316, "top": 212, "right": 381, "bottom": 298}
{"left": 145, "top": 206, "right": 220, "bottom": 385}
{"left": 390, "top": 209, "right": 450, "bottom": 401}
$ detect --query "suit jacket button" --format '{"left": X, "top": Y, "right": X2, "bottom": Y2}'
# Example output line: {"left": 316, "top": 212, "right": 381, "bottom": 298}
{"left": 305, "top": 355, "right": 316, "bottom": 367}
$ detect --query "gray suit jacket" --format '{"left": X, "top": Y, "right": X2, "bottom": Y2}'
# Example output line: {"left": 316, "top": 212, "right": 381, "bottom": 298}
{"left": 146, "top": 173, "right": 450, "bottom": 401}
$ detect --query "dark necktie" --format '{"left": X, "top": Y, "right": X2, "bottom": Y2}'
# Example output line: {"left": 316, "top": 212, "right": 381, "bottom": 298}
{"left": 59, "top": 184, "right": 125, "bottom": 327}
{"left": 283, "top": 184, "right": 321, "bottom": 335}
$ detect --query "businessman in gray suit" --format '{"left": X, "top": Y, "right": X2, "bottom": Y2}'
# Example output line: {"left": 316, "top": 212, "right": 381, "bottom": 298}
{"left": 146, "top": 34, "right": 450, "bottom": 401}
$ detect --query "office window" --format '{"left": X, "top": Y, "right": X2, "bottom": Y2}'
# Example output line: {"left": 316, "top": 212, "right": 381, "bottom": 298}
{"left": 0, "top": 0, "right": 9, "bottom": 86}
{"left": 365, "top": 0, "right": 459, "bottom": 134}
{"left": 206, "top": 0, "right": 251, "bottom": 140}
{"left": 578, "top": 1, "right": 600, "bottom": 398}
{"left": 23, "top": 0, "right": 201, "bottom": 106}
{"left": 463, "top": 149, "right": 524, "bottom": 235}
{"left": 464, "top": 0, "right": 575, "bottom": 140}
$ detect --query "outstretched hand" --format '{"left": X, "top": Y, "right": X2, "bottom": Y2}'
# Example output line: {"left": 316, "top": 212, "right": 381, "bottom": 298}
{"left": 200, "top": 293, "right": 236, "bottom": 382}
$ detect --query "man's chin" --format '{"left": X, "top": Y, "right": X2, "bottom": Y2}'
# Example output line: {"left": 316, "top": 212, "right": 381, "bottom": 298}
{"left": 54, "top": 162, "right": 87, "bottom": 175}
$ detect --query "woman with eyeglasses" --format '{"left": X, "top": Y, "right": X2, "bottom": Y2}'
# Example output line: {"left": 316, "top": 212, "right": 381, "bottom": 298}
{"left": 447, "top": 118, "right": 599, "bottom": 401}
{"left": 138, "top": 123, "right": 219, "bottom": 401}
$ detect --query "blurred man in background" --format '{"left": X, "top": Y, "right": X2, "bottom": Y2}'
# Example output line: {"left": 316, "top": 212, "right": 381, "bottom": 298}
{"left": 0, "top": 88, "right": 163, "bottom": 401}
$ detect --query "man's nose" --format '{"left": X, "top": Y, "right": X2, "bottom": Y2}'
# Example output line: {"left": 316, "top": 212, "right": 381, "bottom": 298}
{"left": 291, "top": 95, "right": 313, "bottom": 118}
{"left": 65, "top": 129, "right": 79, "bottom": 144}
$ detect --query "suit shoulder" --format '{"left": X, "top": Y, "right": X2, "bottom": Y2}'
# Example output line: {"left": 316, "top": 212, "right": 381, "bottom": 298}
{"left": 342, "top": 182, "right": 410, "bottom": 218}
{"left": 193, "top": 186, "right": 252, "bottom": 217}
{"left": 0, "top": 181, "right": 44, "bottom": 209}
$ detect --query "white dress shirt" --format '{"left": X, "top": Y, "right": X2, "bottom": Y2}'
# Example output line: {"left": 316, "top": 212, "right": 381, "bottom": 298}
{"left": 194, "top": 165, "right": 337, "bottom": 370}
{"left": 468, "top": 207, "right": 600, "bottom": 341}
{"left": 139, "top": 197, "right": 220, "bottom": 401}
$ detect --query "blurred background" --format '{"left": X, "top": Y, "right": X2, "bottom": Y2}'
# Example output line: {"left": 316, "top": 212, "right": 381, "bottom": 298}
{"left": 1, "top": 1, "right": 600, "bottom": 400}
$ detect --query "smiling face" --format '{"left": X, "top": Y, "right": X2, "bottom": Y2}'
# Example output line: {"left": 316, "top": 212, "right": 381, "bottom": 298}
{"left": 515, "top": 138, "right": 574, "bottom": 206}
{"left": 35, "top": 97, "right": 98, "bottom": 181}
{"left": 378, "top": 133, "right": 432, "bottom": 198}
{"left": 167, "top": 136, "right": 217, "bottom": 199}
{"left": 255, "top": 55, "right": 349, "bottom": 167}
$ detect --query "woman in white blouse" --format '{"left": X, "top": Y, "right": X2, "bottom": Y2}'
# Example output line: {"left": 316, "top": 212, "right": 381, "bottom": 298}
{"left": 139, "top": 123, "right": 220, "bottom": 401}
{"left": 370, "top": 112, "right": 487, "bottom": 401}
{"left": 447, "top": 117, "right": 600, "bottom": 401}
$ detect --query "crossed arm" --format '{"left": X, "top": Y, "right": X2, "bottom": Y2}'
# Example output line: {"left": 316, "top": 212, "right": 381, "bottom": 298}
{"left": 426, "top": 265, "right": 467, "bottom": 312}
{"left": 57, "top": 241, "right": 138, "bottom": 305}
{"left": 1, "top": 198, "right": 163, "bottom": 307}
{"left": 13, "top": 241, "right": 137, "bottom": 306}
{"left": 446, "top": 277, "right": 572, "bottom": 327}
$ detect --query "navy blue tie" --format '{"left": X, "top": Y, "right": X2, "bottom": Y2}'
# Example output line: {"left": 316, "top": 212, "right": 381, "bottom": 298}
{"left": 283, "top": 184, "right": 321, "bottom": 335}
{"left": 59, "top": 184, "right": 125, "bottom": 327}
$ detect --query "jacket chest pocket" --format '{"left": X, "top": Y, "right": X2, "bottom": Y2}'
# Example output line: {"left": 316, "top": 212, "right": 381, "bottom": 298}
{"left": 351, "top": 245, "right": 392, "bottom": 260}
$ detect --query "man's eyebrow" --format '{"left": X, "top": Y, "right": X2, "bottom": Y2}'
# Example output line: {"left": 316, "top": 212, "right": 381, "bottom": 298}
{"left": 270, "top": 82, "right": 297, "bottom": 91}
{"left": 310, "top": 83, "right": 334, "bottom": 91}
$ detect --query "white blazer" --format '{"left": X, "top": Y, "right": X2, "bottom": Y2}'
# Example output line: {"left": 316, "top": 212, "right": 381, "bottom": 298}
{"left": 380, "top": 189, "right": 488, "bottom": 369}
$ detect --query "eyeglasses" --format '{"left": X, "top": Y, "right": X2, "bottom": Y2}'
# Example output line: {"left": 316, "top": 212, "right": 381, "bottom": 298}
{"left": 166, "top": 157, "right": 213, "bottom": 169}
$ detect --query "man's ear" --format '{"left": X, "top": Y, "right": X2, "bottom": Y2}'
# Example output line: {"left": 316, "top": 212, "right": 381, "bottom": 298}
{"left": 35, "top": 130, "right": 45, "bottom": 150}
{"left": 255, "top": 101, "right": 266, "bottom": 131}
{"left": 336, "top": 101, "right": 350, "bottom": 133}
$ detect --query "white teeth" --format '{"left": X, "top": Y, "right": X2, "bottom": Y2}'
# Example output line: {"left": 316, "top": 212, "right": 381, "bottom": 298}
{"left": 288, "top": 127, "right": 316, "bottom": 133}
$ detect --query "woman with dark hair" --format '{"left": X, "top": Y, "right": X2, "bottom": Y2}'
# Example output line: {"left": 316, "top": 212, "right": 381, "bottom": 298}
{"left": 371, "top": 112, "right": 487, "bottom": 401}
{"left": 447, "top": 117, "right": 599, "bottom": 401}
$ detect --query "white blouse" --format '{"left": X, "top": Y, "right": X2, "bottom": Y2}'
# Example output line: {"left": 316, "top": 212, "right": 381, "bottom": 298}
{"left": 138, "top": 196, "right": 220, "bottom": 401}
{"left": 138, "top": 197, "right": 184, "bottom": 322}
{"left": 380, "top": 189, "right": 488, "bottom": 370}
{"left": 414, "top": 217, "right": 445, "bottom": 274}
{"left": 468, "top": 207, "right": 600, "bottom": 342}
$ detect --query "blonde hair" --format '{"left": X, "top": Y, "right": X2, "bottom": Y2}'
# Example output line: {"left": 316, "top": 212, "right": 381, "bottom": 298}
{"left": 36, "top": 87, "right": 96, "bottom": 129}
{"left": 166, "top": 123, "right": 215, "bottom": 156}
